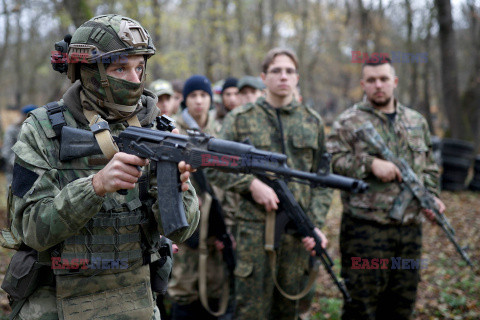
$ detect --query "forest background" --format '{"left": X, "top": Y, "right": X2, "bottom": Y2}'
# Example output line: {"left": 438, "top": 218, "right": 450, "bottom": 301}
{"left": 0, "top": 0, "right": 479, "bottom": 147}
{"left": 0, "top": 0, "right": 479, "bottom": 319}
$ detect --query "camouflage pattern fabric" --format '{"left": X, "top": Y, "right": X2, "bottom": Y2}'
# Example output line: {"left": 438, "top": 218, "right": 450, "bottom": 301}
{"left": 208, "top": 109, "right": 239, "bottom": 234}
{"left": 234, "top": 221, "right": 310, "bottom": 320}
{"left": 168, "top": 239, "right": 225, "bottom": 304}
{"left": 326, "top": 101, "right": 440, "bottom": 225}
{"left": 208, "top": 96, "right": 332, "bottom": 319}
{"left": 211, "top": 96, "right": 332, "bottom": 226}
{"left": 327, "top": 100, "right": 439, "bottom": 320}
{"left": 340, "top": 215, "right": 421, "bottom": 320}
{"left": 167, "top": 112, "right": 226, "bottom": 306}
{"left": 7, "top": 89, "right": 199, "bottom": 319}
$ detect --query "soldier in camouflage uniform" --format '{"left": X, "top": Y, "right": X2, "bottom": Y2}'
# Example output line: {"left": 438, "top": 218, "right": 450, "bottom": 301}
{"left": 327, "top": 57, "right": 445, "bottom": 320}
{"left": 209, "top": 48, "right": 332, "bottom": 320}
{"left": 168, "top": 75, "right": 226, "bottom": 320}
{"left": 1, "top": 14, "right": 200, "bottom": 320}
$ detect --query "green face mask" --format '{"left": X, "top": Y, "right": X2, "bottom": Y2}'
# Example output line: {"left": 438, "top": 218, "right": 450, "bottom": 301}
{"left": 80, "top": 64, "right": 145, "bottom": 108}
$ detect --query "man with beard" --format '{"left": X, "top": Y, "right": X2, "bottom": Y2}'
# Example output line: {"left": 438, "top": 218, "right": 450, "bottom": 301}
{"left": 1, "top": 14, "right": 199, "bottom": 320}
{"left": 327, "top": 57, "right": 445, "bottom": 319}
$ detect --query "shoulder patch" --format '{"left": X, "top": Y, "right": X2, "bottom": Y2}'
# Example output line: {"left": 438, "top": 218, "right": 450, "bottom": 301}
{"left": 12, "top": 163, "right": 39, "bottom": 197}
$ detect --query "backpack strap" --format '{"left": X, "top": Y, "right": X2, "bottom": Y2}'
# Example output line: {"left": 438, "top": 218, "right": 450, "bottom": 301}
{"left": 44, "top": 102, "right": 67, "bottom": 138}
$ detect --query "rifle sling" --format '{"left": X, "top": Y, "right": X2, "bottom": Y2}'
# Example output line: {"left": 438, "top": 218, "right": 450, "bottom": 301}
{"left": 265, "top": 210, "right": 318, "bottom": 300}
{"left": 198, "top": 192, "right": 230, "bottom": 316}
{"left": 83, "top": 109, "right": 140, "bottom": 159}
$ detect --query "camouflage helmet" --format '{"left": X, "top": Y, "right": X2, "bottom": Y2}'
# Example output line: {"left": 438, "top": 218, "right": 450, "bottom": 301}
{"left": 67, "top": 14, "right": 155, "bottom": 82}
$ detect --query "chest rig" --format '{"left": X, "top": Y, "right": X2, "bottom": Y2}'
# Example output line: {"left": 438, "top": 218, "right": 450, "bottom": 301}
{"left": 44, "top": 102, "right": 163, "bottom": 274}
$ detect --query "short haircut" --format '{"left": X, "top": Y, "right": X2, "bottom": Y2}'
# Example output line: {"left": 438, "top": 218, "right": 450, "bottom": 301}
{"left": 261, "top": 48, "right": 299, "bottom": 73}
{"left": 361, "top": 56, "right": 396, "bottom": 76}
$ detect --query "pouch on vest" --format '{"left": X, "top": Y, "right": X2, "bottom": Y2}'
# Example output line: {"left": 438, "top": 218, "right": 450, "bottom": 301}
{"left": 1, "top": 247, "right": 41, "bottom": 301}
{"left": 150, "top": 237, "right": 173, "bottom": 295}
{"left": 0, "top": 186, "right": 22, "bottom": 250}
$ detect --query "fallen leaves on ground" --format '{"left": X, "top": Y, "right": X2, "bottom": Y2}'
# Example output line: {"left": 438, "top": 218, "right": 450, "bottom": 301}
{"left": 311, "top": 190, "right": 480, "bottom": 320}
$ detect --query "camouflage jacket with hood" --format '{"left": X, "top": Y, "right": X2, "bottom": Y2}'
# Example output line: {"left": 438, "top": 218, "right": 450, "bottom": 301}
{"left": 8, "top": 81, "right": 200, "bottom": 319}
{"left": 326, "top": 100, "right": 440, "bottom": 225}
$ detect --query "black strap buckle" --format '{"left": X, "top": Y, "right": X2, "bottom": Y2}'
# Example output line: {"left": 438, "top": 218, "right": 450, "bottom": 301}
{"left": 45, "top": 102, "right": 66, "bottom": 138}
{"left": 90, "top": 121, "right": 110, "bottom": 134}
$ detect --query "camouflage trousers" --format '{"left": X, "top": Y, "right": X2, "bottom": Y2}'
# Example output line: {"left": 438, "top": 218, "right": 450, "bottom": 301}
{"left": 233, "top": 220, "right": 311, "bottom": 320}
{"left": 340, "top": 214, "right": 422, "bottom": 320}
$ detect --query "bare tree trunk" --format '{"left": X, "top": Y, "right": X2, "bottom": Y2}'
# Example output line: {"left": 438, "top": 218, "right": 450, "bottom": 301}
{"left": 204, "top": 0, "right": 217, "bottom": 80}
{"left": 268, "top": 0, "right": 277, "bottom": 49}
{"left": 151, "top": 0, "right": 162, "bottom": 79}
{"left": 306, "top": 0, "right": 323, "bottom": 111}
{"left": 373, "top": 0, "right": 384, "bottom": 52}
{"left": 235, "top": 0, "right": 253, "bottom": 75}
{"left": 62, "top": 0, "right": 92, "bottom": 28}
{"left": 404, "top": 0, "right": 418, "bottom": 108}
{"left": 14, "top": 2, "right": 23, "bottom": 108}
{"left": 435, "top": 0, "right": 463, "bottom": 139}
{"left": 0, "top": 0, "right": 12, "bottom": 74}
{"left": 297, "top": 0, "right": 309, "bottom": 96}
{"left": 257, "top": 0, "right": 264, "bottom": 45}
{"left": 222, "top": 0, "right": 233, "bottom": 76}
{"left": 462, "top": 0, "right": 480, "bottom": 150}
{"left": 345, "top": 0, "right": 351, "bottom": 27}
{"left": 422, "top": 12, "right": 434, "bottom": 134}
{"left": 356, "top": 0, "right": 368, "bottom": 52}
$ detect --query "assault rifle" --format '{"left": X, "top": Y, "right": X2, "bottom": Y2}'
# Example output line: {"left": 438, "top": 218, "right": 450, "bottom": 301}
{"left": 256, "top": 174, "right": 352, "bottom": 302}
{"left": 355, "top": 122, "right": 474, "bottom": 268}
{"left": 59, "top": 123, "right": 368, "bottom": 238}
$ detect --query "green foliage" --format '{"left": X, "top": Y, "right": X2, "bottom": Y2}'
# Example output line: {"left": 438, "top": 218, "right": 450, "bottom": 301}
{"left": 311, "top": 298, "right": 342, "bottom": 320}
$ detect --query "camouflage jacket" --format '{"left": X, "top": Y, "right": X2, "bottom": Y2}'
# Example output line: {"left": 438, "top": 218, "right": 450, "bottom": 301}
{"left": 327, "top": 100, "right": 440, "bottom": 225}
{"left": 209, "top": 96, "right": 332, "bottom": 227}
{"left": 207, "top": 109, "right": 239, "bottom": 229}
{"left": 8, "top": 83, "right": 200, "bottom": 318}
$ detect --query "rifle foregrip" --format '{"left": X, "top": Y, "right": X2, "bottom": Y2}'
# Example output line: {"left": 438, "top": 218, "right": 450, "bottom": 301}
{"left": 156, "top": 161, "right": 190, "bottom": 238}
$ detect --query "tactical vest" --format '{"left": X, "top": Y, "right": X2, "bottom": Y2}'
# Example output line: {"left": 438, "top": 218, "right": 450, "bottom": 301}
{"left": 42, "top": 102, "right": 162, "bottom": 275}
